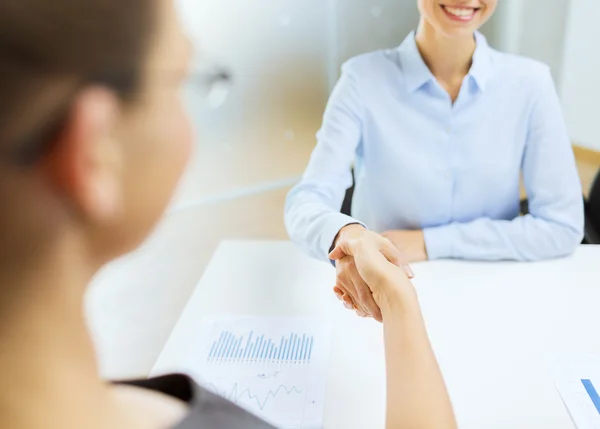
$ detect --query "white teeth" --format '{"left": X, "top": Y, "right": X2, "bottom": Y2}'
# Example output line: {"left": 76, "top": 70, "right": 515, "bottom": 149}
{"left": 445, "top": 6, "right": 475, "bottom": 17}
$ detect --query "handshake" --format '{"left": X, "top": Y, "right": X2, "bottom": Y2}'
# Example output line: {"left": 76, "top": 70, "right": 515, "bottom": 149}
{"left": 329, "top": 224, "right": 428, "bottom": 322}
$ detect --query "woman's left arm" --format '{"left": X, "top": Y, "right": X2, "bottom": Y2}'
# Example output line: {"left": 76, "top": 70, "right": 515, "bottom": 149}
{"left": 422, "top": 66, "right": 584, "bottom": 262}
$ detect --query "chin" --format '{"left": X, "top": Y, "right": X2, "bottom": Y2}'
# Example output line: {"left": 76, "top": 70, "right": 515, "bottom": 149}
{"left": 439, "top": 25, "right": 478, "bottom": 38}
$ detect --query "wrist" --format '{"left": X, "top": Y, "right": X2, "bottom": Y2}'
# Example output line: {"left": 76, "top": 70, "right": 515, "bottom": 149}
{"left": 334, "top": 223, "right": 366, "bottom": 246}
{"left": 376, "top": 275, "right": 420, "bottom": 316}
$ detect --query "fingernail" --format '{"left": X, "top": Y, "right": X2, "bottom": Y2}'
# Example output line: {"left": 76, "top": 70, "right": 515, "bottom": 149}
{"left": 403, "top": 265, "right": 415, "bottom": 278}
{"left": 344, "top": 302, "right": 353, "bottom": 310}
{"left": 334, "top": 292, "right": 342, "bottom": 301}
{"left": 356, "top": 310, "right": 367, "bottom": 318}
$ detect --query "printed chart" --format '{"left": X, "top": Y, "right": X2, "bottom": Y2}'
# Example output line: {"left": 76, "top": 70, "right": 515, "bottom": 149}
{"left": 207, "top": 329, "right": 315, "bottom": 364}
{"left": 184, "top": 316, "right": 331, "bottom": 429}
{"left": 550, "top": 355, "right": 600, "bottom": 429}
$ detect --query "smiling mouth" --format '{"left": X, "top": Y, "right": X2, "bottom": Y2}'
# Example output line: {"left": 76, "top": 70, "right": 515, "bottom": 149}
{"left": 440, "top": 4, "right": 481, "bottom": 22}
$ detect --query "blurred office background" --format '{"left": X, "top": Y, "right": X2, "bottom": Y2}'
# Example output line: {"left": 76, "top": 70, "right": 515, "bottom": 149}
{"left": 171, "top": 0, "right": 598, "bottom": 246}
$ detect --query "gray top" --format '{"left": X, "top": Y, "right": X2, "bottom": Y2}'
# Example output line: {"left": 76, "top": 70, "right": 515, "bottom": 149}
{"left": 122, "top": 374, "right": 276, "bottom": 429}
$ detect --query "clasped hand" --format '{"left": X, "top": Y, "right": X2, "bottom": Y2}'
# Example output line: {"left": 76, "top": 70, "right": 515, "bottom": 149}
{"left": 330, "top": 225, "right": 427, "bottom": 321}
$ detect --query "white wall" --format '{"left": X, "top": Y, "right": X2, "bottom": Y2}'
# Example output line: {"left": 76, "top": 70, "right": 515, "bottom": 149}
{"left": 487, "top": 0, "right": 570, "bottom": 84}
{"left": 489, "top": 0, "right": 600, "bottom": 149}
{"left": 176, "top": 0, "right": 331, "bottom": 146}
{"left": 561, "top": 0, "right": 600, "bottom": 151}
{"left": 519, "top": 0, "right": 570, "bottom": 84}
{"left": 484, "top": 0, "right": 521, "bottom": 53}
{"left": 175, "top": 0, "right": 422, "bottom": 141}
{"left": 334, "top": 1, "right": 420, "bottom": 66}
{"left": 176, "top": 0, "right": 588, "bottom": 150}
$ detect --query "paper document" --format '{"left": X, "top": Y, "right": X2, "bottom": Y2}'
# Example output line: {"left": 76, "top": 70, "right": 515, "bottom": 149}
{"left": 550, "top": 355, "right": 600, "bottom": 429}
{"left": 180, "top": 316, "right": 332, "bottom": 429}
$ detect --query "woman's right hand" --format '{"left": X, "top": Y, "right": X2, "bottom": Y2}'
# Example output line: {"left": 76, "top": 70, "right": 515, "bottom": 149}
{"left": 333, "top": 231, "right": 456, "bottom": 429}
{"left": 330, "top": 231, "right": 416, "bottom": 314}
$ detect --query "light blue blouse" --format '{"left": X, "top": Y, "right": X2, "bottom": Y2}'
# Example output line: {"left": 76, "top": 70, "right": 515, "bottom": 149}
{"left": 285, "top": 32, "right": 584, "bottom": 262}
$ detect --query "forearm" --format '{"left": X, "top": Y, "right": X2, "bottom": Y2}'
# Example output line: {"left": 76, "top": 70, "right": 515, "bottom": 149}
{"left": 380, "top": 290, "right": 457, "bottom": 429}
{"left": 424, "top": 214, "right": 582, "bottom": 262}
{"left": 285, "top": 195, "right": 348, "bottom": 259}
{"left": 285, "top": 60, "right": 365, "bottom": 261}
{"left": 285, "top": 190, "right": 363, "bottom": 261}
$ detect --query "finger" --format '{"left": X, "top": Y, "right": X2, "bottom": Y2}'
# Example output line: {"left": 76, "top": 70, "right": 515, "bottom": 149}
{"left": 343, "top": 278, "right": 371, "bottom": 315}
{"left": 333, "top": 236, "right": 414, "bottom": 277}
{"left": 329, "top": 244, "right": 347, "bottom": 261}
{"left": 377, "top": 236, "right": 403, "bottom": 264}
{"left": 336, "top": 287, "right": 355, "bottom": 306}
{"left": 340, "top": 291, "right": 357, "bottom": 310}
{"left": 356, "top": 284, "right": 382, "bottom": 322}
{"left": 329, "top": 237, "right": 365, "bottom": 261}
{"left": 337, "top": 258, "right": 369, "bottom": 314}
{"left": 347, "top": 261, "right": 382, "bottom": 322}
{"left": 333, "top": 286, "right": 347, "bottom": 302}
{"left": 355, "top": 309, "right": 367, "bottom": 318}
{"left": 343, "top": 296, "right": 354, "bottom": 310}
{"left": 334, "top": 287, "right": 351, "bottom": 306}
{"left": 334, "top": 235, "right": 414, "bottom": 285}
{"left": 344, "top": 294, "right": 359, "bottom": 311}
{"left": 378, "top": 237, "right": 415, "bottom": 279}
{"left": 342, "top": 285, "right": 366, "bottom": 313}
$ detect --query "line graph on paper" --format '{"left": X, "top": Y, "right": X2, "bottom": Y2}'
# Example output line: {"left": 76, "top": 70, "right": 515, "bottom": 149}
{"left": 185, "top": 316, "right": 331, "bottom": 429}
{"left": 206, "top": 382, "right": 304, "bottom": 411}
{"left": 203, "top": 373, "right": 312, "bottom": 429}
{"left": 204, "top": 377, "right": 309, "bottom": 428}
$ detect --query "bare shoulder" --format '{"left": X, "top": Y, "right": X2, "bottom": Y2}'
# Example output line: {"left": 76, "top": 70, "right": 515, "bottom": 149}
{"left": 110, "top": 384, "right": 188, "bottom": 429}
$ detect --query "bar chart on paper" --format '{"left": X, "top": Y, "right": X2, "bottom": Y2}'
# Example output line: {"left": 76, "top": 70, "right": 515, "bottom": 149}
{"left": 183, "top": 316, "right": 331, "bottom": 429}
{"left": 207, "top": 329, "right": 315, "bottom": 364}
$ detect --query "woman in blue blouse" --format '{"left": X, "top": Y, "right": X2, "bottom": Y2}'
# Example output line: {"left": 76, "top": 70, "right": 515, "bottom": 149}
{"left": 285, "top": 0, "right": 584, "bottom": 320}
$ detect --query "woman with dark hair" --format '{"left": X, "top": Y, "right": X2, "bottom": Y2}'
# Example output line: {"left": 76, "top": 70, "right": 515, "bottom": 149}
{"left": 0, "top": 0, "right": 457, "bottom": 428}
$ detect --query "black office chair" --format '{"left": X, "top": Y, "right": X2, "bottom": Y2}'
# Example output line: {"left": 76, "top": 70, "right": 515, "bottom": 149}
{"left": 341, "top": 168, "right": 600, "bottom": 245}
{"left": 584, "top": 170, "right": 600, "bottom": 244}
{"left": 340, "top": 176, "right": 354, "bottom": 216}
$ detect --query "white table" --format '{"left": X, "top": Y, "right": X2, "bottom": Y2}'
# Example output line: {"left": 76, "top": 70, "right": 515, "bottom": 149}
{"left": 151, "top": 241, "right": 600, "bottom": 429}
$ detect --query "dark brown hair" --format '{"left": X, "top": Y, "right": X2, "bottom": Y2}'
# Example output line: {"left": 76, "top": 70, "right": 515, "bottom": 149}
{"left": 0, "top": 0, "right": 156, "bottom": 164}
